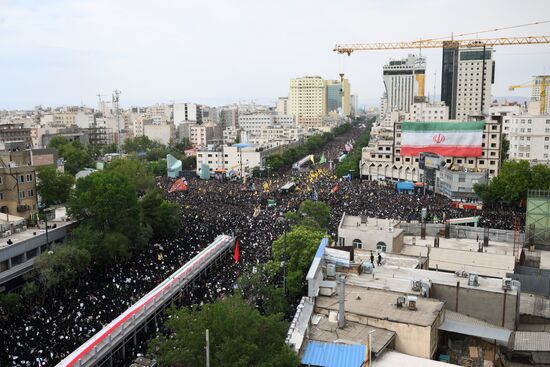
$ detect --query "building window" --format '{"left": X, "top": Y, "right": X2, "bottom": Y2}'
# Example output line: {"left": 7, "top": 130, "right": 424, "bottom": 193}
{"left": 0, "top": 193, "right": 3, "bottom": 200}
{"left": 28, "top": 189, "right": 34, "bottom": 197}
{"left": 26, "top": 174, "right": 33, "bottom": 182}
{"left": 376, "top": 242, "right": 387, "bottom": 253}
{"left": 18, "top": 175, "right": 24, "bottom": 183}
{"left": 352, "top": 239, "right": 362, "bottom": 249}
{"left": 19, "top": 191, "right": 25, "bottom": 199}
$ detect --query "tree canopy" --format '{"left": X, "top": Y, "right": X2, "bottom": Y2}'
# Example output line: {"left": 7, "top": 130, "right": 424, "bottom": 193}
{"left": 149, "top": 297, "right": 300, "bottom": 367}
{"left": 36, "top": 165, "right": 75, "bottom": 206}
{"left": 474, "top": 160, "right": 550, "bottom": 205}
{"left": 48, "top": 138, "right": 93, "bottom": 175}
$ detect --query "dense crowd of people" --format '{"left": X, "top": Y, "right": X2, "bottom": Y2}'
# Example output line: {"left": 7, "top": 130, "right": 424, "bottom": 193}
{"left": 0, "top": 126, "right": 523, "bottom": 366}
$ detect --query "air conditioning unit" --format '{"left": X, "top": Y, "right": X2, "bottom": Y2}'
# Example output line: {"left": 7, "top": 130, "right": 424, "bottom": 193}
{"left": 326, "top": 263, "right": 336, "bottom": 278}
{"left": 14, "top": 228, "right": 21, "bottom": 233}
{"left": 411, "top": 280, "right": 422, "bottom": 292}
{"left": 502, "top": 277, "right": 513, "bottom": 290}
{"left": 468, "top": 272, "right": 479, "bottom": 287}
{"left": 406, "top": 295, "right": 418, "bottom": 310}
{"left": 4, "top": 230, "right": 11, "bottom": 237}
{"left": 388, "top": 226, "right": 394, "bottom": 233}
{"left": 396, "top": 296, "right": 406, "bottom": 308}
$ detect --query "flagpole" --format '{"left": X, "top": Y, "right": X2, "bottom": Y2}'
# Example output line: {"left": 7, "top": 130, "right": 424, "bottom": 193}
{"left": 206, "top": 329, "right": 210, "bottom": 367}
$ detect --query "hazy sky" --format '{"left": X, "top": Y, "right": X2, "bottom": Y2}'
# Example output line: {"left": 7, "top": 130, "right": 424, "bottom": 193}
{"left": 1, "top": 0, "right": 550, "bottom": 110}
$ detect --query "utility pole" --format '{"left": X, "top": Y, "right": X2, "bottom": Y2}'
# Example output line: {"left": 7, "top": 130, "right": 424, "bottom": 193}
{"left": 205, "top": 329, "right": 210, "bottom": 367}
{"left": 113, "top": 90, "right": 122, "bottom": 154}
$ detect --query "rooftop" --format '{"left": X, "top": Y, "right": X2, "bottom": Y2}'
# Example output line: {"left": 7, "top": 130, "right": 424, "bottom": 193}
{"left": 514, "top": 332, "right": 550, "bottom": 352}
{"left": 403, "top": 234, "right": 515, "bottom": 256}
{"left": 345, "top": 265, "right": 517, "bottom": 296}
{"left": 340, "top": 214, "right": 402, "bottom": 232}
{"left": 355, "top": 249, "right": 422, "bottom": 269}
{"left": 308, "top": 315, "right": 395, "bottom": 356}
{"left": 375, "top": 351, "right": 460, "bottom": 367}
{"left": 400, "top": 244, "right": 516, "bottom": 278}
{"left": 315, "top": 286, "right": 444, "bottom": 327}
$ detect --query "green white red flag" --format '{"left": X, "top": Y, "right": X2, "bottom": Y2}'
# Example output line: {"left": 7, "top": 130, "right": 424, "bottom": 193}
{"left": 400, "top": 121, "right": 485, "bottom": 157}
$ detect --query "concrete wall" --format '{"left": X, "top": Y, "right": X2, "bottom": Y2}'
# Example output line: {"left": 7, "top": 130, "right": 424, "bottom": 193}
{"left": 315, "top": 306, "right": 435, "bottom": 359}
{"left": 431, "top": 283, "right": 517, "bottom": 330}
{"left": 338, "top": 227, "right": 402, "bottom": 253}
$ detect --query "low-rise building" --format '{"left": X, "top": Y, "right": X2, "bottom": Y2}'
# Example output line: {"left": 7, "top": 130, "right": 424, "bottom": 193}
{"left": 337, "top": 214, "right": 404, "bottom": 253}
{"left": 504, "top": 114, "right": 550, "bottom": 163}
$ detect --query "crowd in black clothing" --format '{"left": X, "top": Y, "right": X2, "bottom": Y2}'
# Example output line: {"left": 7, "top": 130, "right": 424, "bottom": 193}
{"left": 0, "top": 127, "right": 523, "bottom": 366}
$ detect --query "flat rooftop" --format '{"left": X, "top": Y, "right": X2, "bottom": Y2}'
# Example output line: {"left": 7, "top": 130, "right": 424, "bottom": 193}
{"left": 404, "top": 234, "right": 516, "bottom": 256}
{"left": 308, "top": 314, "right": 395, "bottom": 355}
{"left": 355, "top": 249, "right": 422, "bottom": 269}
{"left": 345, "top": 266, "right": 517, "bottom": 296}
{"left": 315, "top": 285, "right": 444, "bottom": 327}
{"left": 400, "top": 244, "right": 516, "bottom": 278}
{"left": 340, "top": 215, "right": 401, "bottom": 231}
{"left": 376, "top": 351, "right": 460, "bottom": 367}
{"left": 0, "top": 220, "right": 73, "bottom": 250}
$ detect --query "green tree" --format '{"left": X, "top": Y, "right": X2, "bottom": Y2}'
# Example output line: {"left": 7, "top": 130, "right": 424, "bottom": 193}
{"left": 21, "top": 281, "right": 40, "bottom": 304}
{"left": 0, "top": 292, "right": 21, "bottom": 317}
{"left": 269, "top": 226, "right": 326, "bottom": 297}
{"left": 141, "top": 189, "right": 181, "bottom": 239}
{"left": 68, "top": 169, "right": 149, "bottom": 251}
{"left": 149, "top": 297, "right": 300, "bottom": 367}
{"left": 34, "top": 245, "right": 91, "bottom": 290}
{"left": 181, "top": 155, "right": 196, "bottom": 170}
{"left": 148, "top": 159, "right": 167, "bottom": 176}
{"left": 298, "top": 200, "right": 331, "bottom": 229}
{"left": 237, "top": 267, "right": 289, "bottom": 315}
{"left": 123, "top": 136, "right": 160, "bottom": 153}
{"left": 48, "top": 136, "right": 69, "bottom": 150}
{"left": 109, "top": 158, "right": 154, "bottom": 193}
{"left": 36, "top": 166, "right": 75, "bottom": 206}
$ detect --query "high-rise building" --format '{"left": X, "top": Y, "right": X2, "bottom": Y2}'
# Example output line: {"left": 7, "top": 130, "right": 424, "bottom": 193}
{"left": 288, "top": 76, "right": 326, "bottom": 126}
{"left": 173, "top": 103, "right": 202, "bottom": 128}
{"left": 325, "top": 79, "right": 351, "bottom": 116}
{"left": 531, "top": 75, "right": 550, "bottom": 115}
{"left": 276, "top": 97, "right": 289, "bottom": 115}
{"left": 441, "top": 44, "right": 495, "bottom": 120}
{"left": 380, "top": 55, "right": 426, "bottom": 122}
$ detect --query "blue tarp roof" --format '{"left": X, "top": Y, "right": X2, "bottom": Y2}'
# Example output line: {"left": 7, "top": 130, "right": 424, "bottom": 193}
{"left": 301, "top": 341, "right": 367, "bottom": 367}
{"left": 396, "top": 181, "right": 415, "bottom": 190}
{"left": 233, "top": 143, "right": 254, "bottom": 148}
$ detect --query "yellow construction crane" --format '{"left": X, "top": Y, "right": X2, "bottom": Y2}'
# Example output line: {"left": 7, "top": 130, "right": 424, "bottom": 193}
{"left": 334, "top": 36, "right": 550, "bottom": 55}
{"left": 509, "top": 76, "right": 549, "bottom": 114}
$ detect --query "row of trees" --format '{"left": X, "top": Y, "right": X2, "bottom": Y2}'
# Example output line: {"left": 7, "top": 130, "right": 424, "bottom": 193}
{"left": 474, "top": 160, "right": 550, "bottom": 205}
{"left": 264, "top": 123, "right": 352, "bottom": 173}
{"left": 148, "top": 199, "right": 331, "bottom": 366}
{"left": 334, "top": 116, "right": 374, "bottom": 178}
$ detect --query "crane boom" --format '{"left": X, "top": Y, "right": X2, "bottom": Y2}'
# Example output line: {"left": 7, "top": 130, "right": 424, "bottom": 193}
{"left": 334, "top": 35, "right": 550, "bottom": 54}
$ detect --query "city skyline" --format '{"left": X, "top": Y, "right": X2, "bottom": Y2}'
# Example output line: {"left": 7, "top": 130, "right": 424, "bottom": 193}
{"left": 1, "top": 0, "right": 550, "bottom": 109}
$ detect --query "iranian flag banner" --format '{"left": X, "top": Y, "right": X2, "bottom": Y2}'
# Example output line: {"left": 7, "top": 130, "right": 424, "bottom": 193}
{"left": 400, "top": 121, "right": 485, "bottom": 157}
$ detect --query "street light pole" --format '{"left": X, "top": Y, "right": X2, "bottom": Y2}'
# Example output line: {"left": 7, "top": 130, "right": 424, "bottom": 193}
{"left": 205, "top": 329, "right": 210, "bottom": 367}
{"left": 283, "top": 224, "right": 287, "bottom": 296}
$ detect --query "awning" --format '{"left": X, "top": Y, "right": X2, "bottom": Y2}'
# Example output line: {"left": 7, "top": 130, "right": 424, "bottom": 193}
{"left": 301, "top": 341, "right": 368, "bottom": 367}
{"left": 439, "top": 311, "right": 513, "bottom": 346}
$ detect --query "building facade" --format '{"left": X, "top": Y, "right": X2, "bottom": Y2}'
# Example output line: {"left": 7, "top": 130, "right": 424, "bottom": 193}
{"left": 0, "top": 150, "right": 37, "bottom": 218}
{"left": 380, "top": 55, "right": 426, "bottom": 123}
{"left": 505, "top": 115, "right": 550, "bottom": 162}
{"left": 361, "top": 116, "right": 502, "bottom": 182}
{"left": 173, "top": 103, "right": 202, "bottom": 128}
{"left": 288, "top": 76, "right": 327, "bottom": 126}
{"left": 441, "top": 45, "right": 495, "bottom": 120}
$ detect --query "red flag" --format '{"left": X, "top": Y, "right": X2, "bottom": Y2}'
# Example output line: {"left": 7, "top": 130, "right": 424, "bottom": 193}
{"left": 234, "top": 239, "right": 240, "bottom": 263}
{"left": 331, "top": 183, "right": 340, "bottom": 193}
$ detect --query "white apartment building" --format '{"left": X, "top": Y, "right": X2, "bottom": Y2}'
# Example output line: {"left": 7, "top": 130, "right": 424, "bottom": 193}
{"left": 219, "top": 107, "right": 239, "bottom": 130}
{"left": 53, "top": 112, "right": 77, "bottom": 127}
{"left": 148, "top": 104, "right": 172, "bottom": 124}
{"left": 361, "top": 117, "right": 502, "bottom": 182}
{"left": 504, "top": 115, "right": 550, "bottom": 162}
{"left": 173, "top": 103, "right": 201, "bottom": 128}
{"left": 143, "top": 121, "right": 174, "bottom": 146}
{"left": 196, "top": 145, "right": 273, "bottom": 176}
{"left": 406, "top": 101, "right": 449, "bottom": 121}
{"left": 238, "top": 114, "right": 296, "bottom": 137}
{"left": 277, "top": 97, "right": 289, "bottom": 115}
{"left": 288, "top": 76, "right": 327, "bottom": 126}
{"left": 189, "top": 124, "right": 215, "bottom": 148}
{"left": 74, "top": 111, "right": 95, "bottom": 129}
{"left": 442, "top": 46, "right": 494, "bottom": 121}
{"left": 380, "top": 55, "right": 426, "bottom": 123}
